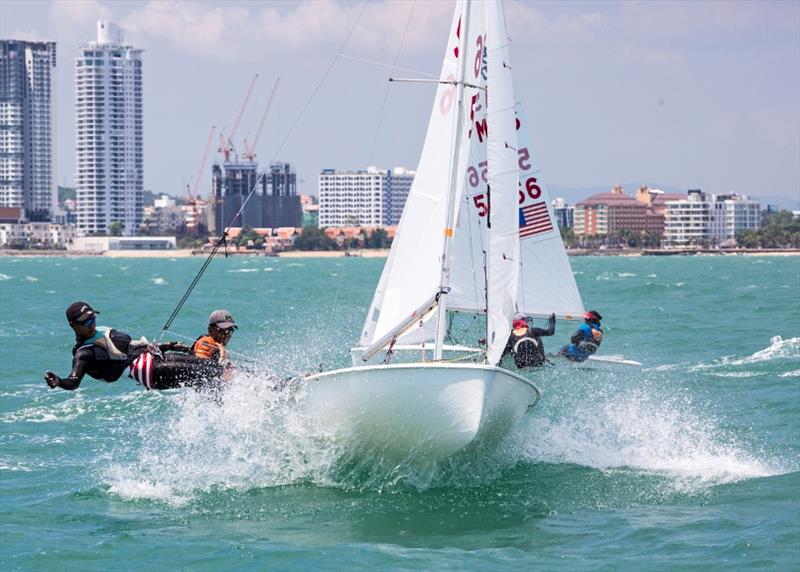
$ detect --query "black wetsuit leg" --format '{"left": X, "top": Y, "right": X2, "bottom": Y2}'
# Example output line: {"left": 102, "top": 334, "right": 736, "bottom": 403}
{"left": 148, "top": 353, "right": 224, "bottom": 390}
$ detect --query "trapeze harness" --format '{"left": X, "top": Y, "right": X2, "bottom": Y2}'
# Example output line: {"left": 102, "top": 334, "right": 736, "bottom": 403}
{"left": 77, "top": 327, "right": 140, "bottom": 381}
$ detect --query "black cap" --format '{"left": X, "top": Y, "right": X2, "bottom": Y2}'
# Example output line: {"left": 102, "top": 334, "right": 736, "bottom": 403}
{"left": 583, "top": 310, "right": 602, "bottom": 321}
{"left": 66, "top": 301, "right": 98, "bottom": 323}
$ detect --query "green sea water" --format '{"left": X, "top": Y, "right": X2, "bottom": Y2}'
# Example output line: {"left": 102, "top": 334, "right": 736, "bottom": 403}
{"left": 0, "top": 254, "right": 798, "bottom": 570}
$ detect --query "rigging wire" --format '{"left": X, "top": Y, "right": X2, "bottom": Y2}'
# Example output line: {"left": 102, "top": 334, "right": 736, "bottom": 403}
{"left": 367, "top": 0, "right": 416, "bottom": 166}
{"left": 337, "top": 53, "right": 436, "bottom": 79}
{"left": 157, "top": 1, "right": 370, "bottom": 342}
{"left": 157, "top": 170, "right": 266, "bottom": 340}
{"left": 329, "top": 0, "right": 416, "bottom": 329}
{"left": 268, "top": 0, "right": 369, "bottom": 163}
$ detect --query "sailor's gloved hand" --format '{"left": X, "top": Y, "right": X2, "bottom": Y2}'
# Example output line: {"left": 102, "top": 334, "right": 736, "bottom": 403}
{"left": 162, "top": 341, "right": 190, "bottom": 352}
{"left": 44, "top": 371, "right": 60, "bottom": 388}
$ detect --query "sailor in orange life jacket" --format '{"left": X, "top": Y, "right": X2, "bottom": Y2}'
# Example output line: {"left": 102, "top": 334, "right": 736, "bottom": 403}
{"left": 193, "top": 309, "right": 237, "bottom": 364}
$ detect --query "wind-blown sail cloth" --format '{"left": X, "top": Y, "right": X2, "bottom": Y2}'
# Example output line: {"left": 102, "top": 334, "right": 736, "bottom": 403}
{"left": 359, "top": 0, "right": 584, "bottom": 354}
{"left": 359, "top": 1, "right": 482, "bottom": 348}
{"left": 483, "top": 0, "right": 519, "bottom": 364}
{"left": 448, "top": 36, "right": 585, "bottom": 319}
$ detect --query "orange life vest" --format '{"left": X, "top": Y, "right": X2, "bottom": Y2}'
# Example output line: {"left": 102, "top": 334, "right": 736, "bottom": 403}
{"left": 193, "top": 335, "right": 227, "bottom": 362}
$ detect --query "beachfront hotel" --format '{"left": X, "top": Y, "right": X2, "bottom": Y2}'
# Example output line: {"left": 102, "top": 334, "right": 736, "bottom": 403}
{"left": 74, "top": 21, "right": 143, "bottom": 236}
{"left": 318, "top": 166, "right": 414, "bottom": 228}
{"left": 0, "top": 40, "right": 57, "bottom": 222}
{"left": 663, "top": 190, "right": 761, "bottom": 246}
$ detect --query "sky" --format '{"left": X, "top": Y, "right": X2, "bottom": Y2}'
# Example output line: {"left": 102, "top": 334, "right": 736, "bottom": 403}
{"left": 2, "top": 0, "right": 799, "bottom": 207}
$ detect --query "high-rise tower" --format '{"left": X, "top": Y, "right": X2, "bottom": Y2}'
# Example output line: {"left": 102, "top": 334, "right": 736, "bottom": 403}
{"left": 75, "top": 21, "right": 143, "bottom": 236}
{"left": 0, "top": 40, "right": 57, "bottom": 221}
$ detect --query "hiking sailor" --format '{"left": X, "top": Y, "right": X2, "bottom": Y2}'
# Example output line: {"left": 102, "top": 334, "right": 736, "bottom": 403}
{"left": 559, "top": 310, "right": 603, "bottom": 362}
{"left": 44, "top": 301, "right": 186, "bottom": 390}
{"left": 502, "top": 312, "right": 556, "bottom": 368}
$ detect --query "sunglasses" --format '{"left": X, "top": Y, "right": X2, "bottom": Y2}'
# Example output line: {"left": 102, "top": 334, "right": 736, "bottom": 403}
{"left": 74, "top": 317, "right": 95, "bottom": 327}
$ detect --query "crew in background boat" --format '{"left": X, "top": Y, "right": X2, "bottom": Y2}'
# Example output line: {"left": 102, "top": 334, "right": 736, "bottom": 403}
{"left": 44, "top": 301, "right": 187, "bottom": 391}
{"left": 502, "top": 312, "right": 556, "bottom": 368}
{"left": 559, "top": 310, "right": 603, "bottom": 362}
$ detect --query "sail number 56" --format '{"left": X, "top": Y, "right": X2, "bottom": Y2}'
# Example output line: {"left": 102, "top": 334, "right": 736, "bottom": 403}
{"left": 467, "top": 148, "right": 532, "bottom": 188}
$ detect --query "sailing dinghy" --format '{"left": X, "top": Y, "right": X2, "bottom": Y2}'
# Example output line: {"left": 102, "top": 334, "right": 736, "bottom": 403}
{"left": 301, "top": 0, "right": 585, "bottom": 462}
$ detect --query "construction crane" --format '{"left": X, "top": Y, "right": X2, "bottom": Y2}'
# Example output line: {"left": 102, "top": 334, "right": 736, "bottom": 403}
{"left": 218, "top": 73, "right": 259, "bottom": 162}
{"left": 186, "top": 125, "right": 217, "bottom": 203}
{"left": 243, "top": 77, "right": 281, "bottom": 163}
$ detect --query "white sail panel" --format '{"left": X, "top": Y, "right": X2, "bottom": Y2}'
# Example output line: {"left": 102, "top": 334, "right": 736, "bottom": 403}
{"left": 360, "top": 1, "right": 476, "bottom": 347}
{"left": 448, "top": 78, "right": 586, "bottom": 321}
{"left": 484, "top": 0, "right": 519, "bottom": 365}
{"left": 448, "top": 8, "right": 491, "bottom": 314}
{"left": 514, "top": 101, "right": 585, "bottom": 319}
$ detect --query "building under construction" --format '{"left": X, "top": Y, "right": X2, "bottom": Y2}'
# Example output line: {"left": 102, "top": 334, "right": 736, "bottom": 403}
{"left": 212, "top": 161, "right": 302, "bottom": 232}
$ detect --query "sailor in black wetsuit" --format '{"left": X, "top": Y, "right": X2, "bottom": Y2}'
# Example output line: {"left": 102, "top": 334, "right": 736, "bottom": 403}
{"left": 502, "top": 312, "right": 556, "bottom": 368}
{"left": 44, "top": 301, "right": 220, "bottom": 391}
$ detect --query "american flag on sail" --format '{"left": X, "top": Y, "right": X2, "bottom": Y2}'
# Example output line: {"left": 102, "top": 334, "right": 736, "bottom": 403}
{"left": 519, "top": 202, "right": 553, "bottom": 238}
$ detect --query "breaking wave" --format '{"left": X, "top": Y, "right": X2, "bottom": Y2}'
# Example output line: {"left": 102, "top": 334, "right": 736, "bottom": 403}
{"left": 518, "top": 387, "right": 786, "bottom": 492}
{"left": 100, "top": 366, "right": 790, "bottom": 505}
{"left": 690, "top": 336, "right": 800, "bottom": 371}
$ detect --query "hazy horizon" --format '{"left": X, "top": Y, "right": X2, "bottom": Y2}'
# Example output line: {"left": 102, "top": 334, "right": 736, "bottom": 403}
{"left": 3, "top": 0, "right": 798, "bottom": 208}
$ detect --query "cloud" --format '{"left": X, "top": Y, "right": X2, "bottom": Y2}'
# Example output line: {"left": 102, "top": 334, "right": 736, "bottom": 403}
{"left": 119, "top": 0, "right": 452, "bottom": 62}
{"left": 48, "top": 0, "right": 113, "bottom": 31}
{"left": 506, "top": 1, "right": 606, "bottom": 38}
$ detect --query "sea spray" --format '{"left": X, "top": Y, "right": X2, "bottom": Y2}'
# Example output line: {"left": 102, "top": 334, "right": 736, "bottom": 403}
{"left": 516, "top": 370, "right": 785, "bottom": 492}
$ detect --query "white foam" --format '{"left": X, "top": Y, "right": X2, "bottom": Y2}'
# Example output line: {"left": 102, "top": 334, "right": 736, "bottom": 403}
{"left": 151, "top": 277, "right": 168, "bottom": 285}
{"left": 0, "top": 273, "right": 11, "bottom": 280}
{"left": 226, "top": 268, "right": 259, "bottom": 273}
{"left": 103, "top": 375, "right": 342, "bottom": 502}
{"left": 518, "top": 388, "right": 783, "bottom": 491}
{"left": 23, "top": 276, "right": 38, "bottom": 282}
{"left": 1, "top": 399, "right": 86, "bottom": 424}
{"left": 730, "top": 336, "right": 800, "bottom": 365}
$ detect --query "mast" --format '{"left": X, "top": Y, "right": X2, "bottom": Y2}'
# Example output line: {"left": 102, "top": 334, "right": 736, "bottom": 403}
{"left": 433, "top": 0, "right": 472, "bottom": 360}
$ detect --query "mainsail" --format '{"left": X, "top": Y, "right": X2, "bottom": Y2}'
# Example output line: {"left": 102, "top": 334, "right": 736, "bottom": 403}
{"left": 484, "top": 0, "right": 519, "bottom": 364}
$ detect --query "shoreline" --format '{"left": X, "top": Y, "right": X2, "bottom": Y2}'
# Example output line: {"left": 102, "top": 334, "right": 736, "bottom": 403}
{"left": 1, "top": 248, "right": 798, "bottom": 259}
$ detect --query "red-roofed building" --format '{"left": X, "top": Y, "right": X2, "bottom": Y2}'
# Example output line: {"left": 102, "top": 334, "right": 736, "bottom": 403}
{"left": 574, "top": 185, "right": 683, "bottom": 239}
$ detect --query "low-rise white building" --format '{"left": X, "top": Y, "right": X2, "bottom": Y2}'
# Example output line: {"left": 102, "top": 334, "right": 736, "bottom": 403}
{"left": 0, "top": 221, "right": 76, "bottom": 249}
{"left": 69, "top": 236, "right": 176, "bottom": 252}
{"left": 664, "top": 190, "right": 760, "bottom": 246}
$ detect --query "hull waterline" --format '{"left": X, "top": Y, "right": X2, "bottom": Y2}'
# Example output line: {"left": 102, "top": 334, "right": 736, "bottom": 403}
{"left": 299, "top": 363, "right": 540, "bottom": 462}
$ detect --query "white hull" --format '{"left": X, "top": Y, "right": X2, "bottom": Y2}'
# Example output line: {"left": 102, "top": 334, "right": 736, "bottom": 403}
{"left": 299, "top": 363, "right": 540, "bottom": 462}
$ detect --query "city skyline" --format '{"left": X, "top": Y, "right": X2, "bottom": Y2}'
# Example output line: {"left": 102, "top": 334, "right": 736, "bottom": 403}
{"left": 2, "top": 0, "right": 798, "bottom": 209}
